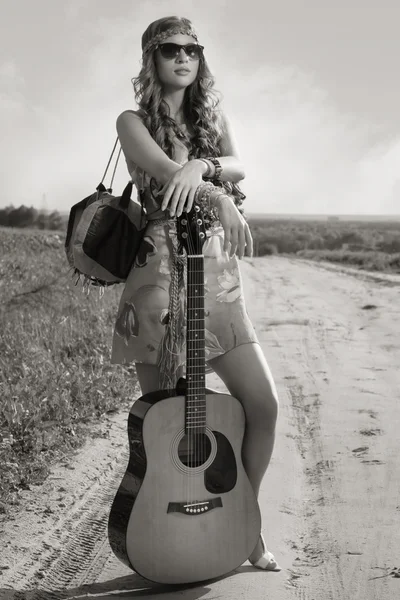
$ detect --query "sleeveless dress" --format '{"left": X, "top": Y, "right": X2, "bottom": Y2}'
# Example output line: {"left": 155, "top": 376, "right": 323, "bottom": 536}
{"left": 110, "top": 124, "right": 260, "bottom": 384}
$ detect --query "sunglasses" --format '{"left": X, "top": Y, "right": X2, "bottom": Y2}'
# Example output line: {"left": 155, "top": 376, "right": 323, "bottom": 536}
{"left": 157, "top": 43, "right": 204, "bottom": 60}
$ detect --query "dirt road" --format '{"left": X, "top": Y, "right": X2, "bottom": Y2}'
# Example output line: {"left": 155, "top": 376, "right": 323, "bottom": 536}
{"left": 1, "top": 255, "right": 400, "bottom": 600}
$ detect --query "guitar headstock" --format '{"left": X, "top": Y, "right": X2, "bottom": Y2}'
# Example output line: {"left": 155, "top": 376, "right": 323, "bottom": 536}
{"left": 177, "top": 204, "right": 207, "bottom": 256}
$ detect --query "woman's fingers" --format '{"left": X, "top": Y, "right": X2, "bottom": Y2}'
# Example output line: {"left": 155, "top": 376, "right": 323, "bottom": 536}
{"left": 244, "top": 223, "right": 253, "bottom": 257}
{"left": 184, "top": 188, "right": 197, "bottom": 214}
{"left": 238, "top": 225, "right": 246, "bottom": 259}
{"left": 229, "top": 229, "right": 238, "bottom": 258}
{"left": 176, "top": 187, "right": 191, "bottom": 217}
{"left": 223, "top": 222, "right": 250, "bottom": 259}
{"left": 223, "top": 226, "right": 231, "bottom": 253}
{"left": 168, "top": 186, "right": 186, "bottom": 215}
{"left": 161, "top": 183, "right": 175, "bottom": 211}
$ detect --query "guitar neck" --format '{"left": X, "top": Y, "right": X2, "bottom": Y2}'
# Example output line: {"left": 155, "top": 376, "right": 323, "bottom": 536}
{"left": 186, "top": 255, "right": 206, "bottom": 434}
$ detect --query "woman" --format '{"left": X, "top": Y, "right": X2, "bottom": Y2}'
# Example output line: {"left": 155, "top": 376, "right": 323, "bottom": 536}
{"left": 111, "top": 15, "right": 280, "bottom": 572}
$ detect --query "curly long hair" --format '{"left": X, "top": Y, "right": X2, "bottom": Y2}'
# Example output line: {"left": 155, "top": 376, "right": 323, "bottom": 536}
{"left": 132, "top": 16, "right": 245, "bottom": 210}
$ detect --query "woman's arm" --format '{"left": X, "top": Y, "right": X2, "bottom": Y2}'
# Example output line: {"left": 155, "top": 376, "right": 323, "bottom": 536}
{"left": 214, "top": 111, "right": 246, "bottom": 183}
{"left": 116, "top": 110, "right": 183, "bottom": 185}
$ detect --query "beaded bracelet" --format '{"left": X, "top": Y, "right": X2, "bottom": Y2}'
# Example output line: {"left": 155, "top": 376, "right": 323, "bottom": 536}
{"left": 194, "top": 182, "right": 231, "bottom": 224}
{"left": 205, "top": 157, "right": 222, "bottom": 181}
{"left": 194, "top": 181, "right": 214, "bottom": 208}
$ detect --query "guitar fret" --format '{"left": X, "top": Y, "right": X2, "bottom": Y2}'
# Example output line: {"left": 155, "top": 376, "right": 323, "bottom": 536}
{"left": 186, "top": 415, "right": 206, "bottom": 420}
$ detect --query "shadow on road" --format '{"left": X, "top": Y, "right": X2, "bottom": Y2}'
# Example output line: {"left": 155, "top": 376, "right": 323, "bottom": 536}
{"left": 0, "top": 566, "right": 275, "bottom": 600}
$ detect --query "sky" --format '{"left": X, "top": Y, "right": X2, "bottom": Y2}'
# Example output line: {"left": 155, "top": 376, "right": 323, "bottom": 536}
{"left": 1, "top": 0, "right": 400, "bottom": 215}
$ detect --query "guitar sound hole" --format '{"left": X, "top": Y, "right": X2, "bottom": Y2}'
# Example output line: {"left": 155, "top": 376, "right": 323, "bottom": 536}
{"left": 177, "top": 433, "right": 211, "bottom": 468}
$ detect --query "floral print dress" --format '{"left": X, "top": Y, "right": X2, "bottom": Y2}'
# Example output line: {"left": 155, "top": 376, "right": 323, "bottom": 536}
{"left": 110, "top": 129, "right": 259, "bottom": 378}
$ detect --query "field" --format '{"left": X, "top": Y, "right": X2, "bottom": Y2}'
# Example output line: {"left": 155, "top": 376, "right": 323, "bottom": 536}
{"left": 0, "top": 226, "right": 137, "bottom": 512}
{"left": 0, "top": 216, "right": 399, "bottom": 509}
{"left": 247, "top": 215, "right": 400, "bottom": 273}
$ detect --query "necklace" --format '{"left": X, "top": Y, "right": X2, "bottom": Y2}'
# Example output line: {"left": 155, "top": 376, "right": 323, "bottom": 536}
{"left": 175, "top": 122, "right": 190, "bottom": 140}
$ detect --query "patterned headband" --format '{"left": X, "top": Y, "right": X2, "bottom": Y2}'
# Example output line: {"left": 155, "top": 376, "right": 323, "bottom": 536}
{"left": 142, "top": 26, "right": 199, "bottom": 55}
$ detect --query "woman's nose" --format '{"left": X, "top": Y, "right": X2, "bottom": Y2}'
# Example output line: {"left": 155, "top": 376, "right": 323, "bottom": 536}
{"left": 177, "top": 48, "right": 189, "bottom": 62}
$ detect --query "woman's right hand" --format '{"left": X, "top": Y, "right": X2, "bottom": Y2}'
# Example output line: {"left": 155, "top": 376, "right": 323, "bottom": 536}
{"left": 215, "top": 195, "right": 253, "bottom": 259}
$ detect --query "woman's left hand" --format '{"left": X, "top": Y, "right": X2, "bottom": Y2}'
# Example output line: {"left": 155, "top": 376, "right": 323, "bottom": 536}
{"left": 156, "top": 160, "right": 206, "bottom": 216}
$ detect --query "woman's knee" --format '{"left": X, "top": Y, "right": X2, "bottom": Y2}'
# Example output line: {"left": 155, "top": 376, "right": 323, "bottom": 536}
{"left": 209, "top": 342, "right": 279, "bottom": 428}
{"left": 246, "top": 388, "right": 279, "bottom": 430}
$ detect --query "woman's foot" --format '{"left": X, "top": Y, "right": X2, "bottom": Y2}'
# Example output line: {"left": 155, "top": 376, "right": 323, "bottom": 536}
{"left": 248, "top": 534, "right": 281, "bottom": 571}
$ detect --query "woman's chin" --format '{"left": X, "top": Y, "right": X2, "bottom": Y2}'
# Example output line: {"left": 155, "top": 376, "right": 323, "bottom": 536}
{"left": 162, "top": 79, "right": 194, "bottom": 92}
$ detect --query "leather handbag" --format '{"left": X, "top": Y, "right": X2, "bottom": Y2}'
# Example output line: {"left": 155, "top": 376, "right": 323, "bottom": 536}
{"left": 65, "top": 137, "right": 147, "bottom": 290}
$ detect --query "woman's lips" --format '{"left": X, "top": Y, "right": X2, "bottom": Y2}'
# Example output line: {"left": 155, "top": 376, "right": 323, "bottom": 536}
{"left": 174, "top": 69, "right": 190, "bottom": 75}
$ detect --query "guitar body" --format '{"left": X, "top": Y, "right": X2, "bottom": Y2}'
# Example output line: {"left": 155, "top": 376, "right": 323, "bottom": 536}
{"left": 108, "top": 383, "right": 261, "bottom": 584}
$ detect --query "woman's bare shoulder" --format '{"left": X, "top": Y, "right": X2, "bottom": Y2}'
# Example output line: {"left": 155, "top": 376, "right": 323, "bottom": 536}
{"left": 117, "top": 108, "right": 147, "bottom": 124}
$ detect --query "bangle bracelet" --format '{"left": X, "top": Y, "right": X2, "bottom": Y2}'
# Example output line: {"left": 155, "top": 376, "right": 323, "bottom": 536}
{"left": 204, "top": 159, "right": 216, "bottom": 179}
{"left": 205, "top": 157, "right": 222, "bottom": 181}
{"left": 198, "top": 159, "right": 212, "bottom": 178}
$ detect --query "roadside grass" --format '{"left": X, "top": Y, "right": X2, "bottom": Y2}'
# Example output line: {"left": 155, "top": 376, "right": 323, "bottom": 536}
{"left": 0, "top": 227, "right": 138, "bottom": 513}
{"left": 248, "top": 217, "right": 400, "bottom": 273}
{"left": 296, "top": 248, "right": 400, "bottom": 272}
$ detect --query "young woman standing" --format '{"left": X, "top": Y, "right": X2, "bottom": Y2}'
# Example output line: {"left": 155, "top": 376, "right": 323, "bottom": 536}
{"left": 111, "top": 15, "right": 280, "bottom": 572}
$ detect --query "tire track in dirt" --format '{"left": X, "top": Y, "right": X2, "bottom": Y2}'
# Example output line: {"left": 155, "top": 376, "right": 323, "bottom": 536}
{"left": 263, "top": 255, "right": 400, "bottom": 600}
{"left": 0, "top": 418, "right": 131, "bottom": 599}
{"left": 270, "top": 288, "right": 347, "bottom": 599}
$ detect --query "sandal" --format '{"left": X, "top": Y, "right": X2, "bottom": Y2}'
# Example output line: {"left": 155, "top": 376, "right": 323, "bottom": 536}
{"left": 249, "top": 534, "right": 282, "bottom": 571}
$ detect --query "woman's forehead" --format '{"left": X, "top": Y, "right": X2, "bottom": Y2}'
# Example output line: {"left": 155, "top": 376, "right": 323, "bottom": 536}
{"left": 162, "top": 33, "right": 198, "bottom": 45}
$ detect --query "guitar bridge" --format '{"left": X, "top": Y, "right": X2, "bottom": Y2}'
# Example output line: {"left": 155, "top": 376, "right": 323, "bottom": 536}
{"left": 167, "top": 497, "right": 222, "bottom": 515}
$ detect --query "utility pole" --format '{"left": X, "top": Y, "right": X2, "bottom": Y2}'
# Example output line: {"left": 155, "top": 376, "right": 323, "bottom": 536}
{"left": 41, "top": 193, "right": 49, "bottom": 229}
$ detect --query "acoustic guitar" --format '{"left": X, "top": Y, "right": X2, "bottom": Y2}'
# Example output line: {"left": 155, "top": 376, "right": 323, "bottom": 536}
{"left": 108, "top": 204, "right": 261, "bottom": 584}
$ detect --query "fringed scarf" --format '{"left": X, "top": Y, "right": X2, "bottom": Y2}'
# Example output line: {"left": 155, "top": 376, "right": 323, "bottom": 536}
{"left": 157, "top": 219, "right": 187, "bottom": 391}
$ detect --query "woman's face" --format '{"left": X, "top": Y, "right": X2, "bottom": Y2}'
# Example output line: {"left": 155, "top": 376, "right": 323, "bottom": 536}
{"left": 154, "top": 33, "right": 201, "bottom": 91}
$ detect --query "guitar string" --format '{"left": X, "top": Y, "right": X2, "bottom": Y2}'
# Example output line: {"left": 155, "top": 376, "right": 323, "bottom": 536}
{"left": 192, "top": 220, "right": 201, "bottom": 503}
{"left": 187, "top": 216, "right": 195, "bottom": 506}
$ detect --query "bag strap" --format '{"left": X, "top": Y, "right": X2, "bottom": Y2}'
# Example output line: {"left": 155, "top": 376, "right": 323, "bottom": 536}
{"left": 100, "top": 136, "right": 121, "bottom": 191}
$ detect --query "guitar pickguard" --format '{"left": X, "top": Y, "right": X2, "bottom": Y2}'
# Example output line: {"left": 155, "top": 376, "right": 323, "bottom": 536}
{"left": 204, "top": 431, "right": 238, "bottom": 494}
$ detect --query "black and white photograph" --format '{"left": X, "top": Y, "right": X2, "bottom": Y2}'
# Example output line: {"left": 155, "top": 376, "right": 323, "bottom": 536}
{"left": 1, "top": 1, "right": 399, "bottom": 599}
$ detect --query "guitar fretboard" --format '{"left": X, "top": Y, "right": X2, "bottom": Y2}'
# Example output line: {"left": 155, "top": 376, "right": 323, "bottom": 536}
{"left": 186, "top": 255, "right": 206, "bottom": 432}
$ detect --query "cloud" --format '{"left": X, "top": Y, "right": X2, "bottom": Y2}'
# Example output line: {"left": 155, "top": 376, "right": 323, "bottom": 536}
{"left": 219, "top": 64, "right": 399, "bottom": 214}
{"left": 0, "top": 60, "right": 27, "bottom": 118}
{"left": 1, "top": 1, "right": 399, "bottom": 215}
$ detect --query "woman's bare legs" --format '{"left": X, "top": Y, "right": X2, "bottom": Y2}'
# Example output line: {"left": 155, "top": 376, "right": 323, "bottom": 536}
{"left": 207, "top": 342, "right": 280, "bottom": 568}
{"left": 135, "top": 363, "right": 163, "bottom": 395}
{"left": 135, "top": 341, "right": 280, "bottom": 568}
